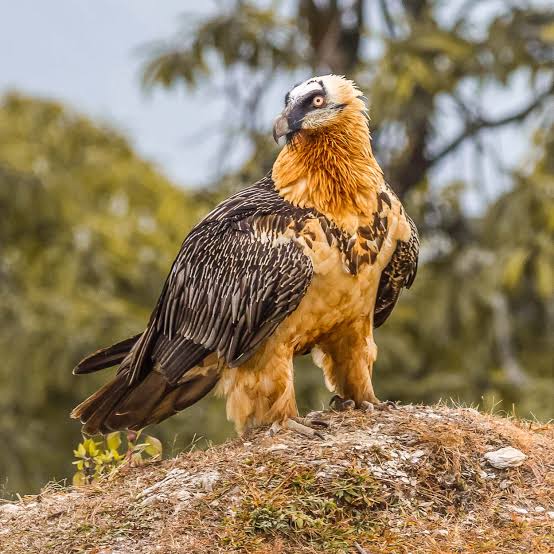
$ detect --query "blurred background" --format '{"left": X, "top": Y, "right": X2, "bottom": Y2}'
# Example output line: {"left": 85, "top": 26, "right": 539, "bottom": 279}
{"left": 1, "top": 0, "right": 553, "bottom": 497}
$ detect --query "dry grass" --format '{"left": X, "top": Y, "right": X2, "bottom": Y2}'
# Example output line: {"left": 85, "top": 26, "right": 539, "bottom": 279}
{"left": 1, "top": 404, "right": 553, "bottom": 553}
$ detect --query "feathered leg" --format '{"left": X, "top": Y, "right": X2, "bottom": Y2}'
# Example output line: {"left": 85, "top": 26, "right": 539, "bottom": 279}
{"left": 217, "top": 342, "right": 298, "bottom": 432}
{"left": 312, "top": 319, "right": 380, "bottom": 407}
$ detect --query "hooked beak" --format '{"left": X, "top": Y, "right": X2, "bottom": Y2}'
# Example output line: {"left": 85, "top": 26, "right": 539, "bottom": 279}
{"left": 272, "top": 113, "right": 291, "bottom": 143}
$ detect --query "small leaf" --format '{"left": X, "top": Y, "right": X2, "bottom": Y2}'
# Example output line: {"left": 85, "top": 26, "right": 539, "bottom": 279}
{"left": 143, "top": 435, "right": 163, "bottom": 458}
{"left": 72, "top": 471, "right": 86, "bottom": 486}
{"left": 502, "top": 249, "right": 529, "bottom": 289}
{"left": 131, "top": 452, "right": 144, "bottom": 466}
{"left": 535, "top": 255, "right": 553, "bottom": 299}
{"left": 106, "top": 431, "right": 122, "bottom": 451}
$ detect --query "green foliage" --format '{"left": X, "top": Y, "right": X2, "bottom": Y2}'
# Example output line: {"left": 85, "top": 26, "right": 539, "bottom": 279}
{"left": 72, "top": 431, "right": 162, "bottom": 486}
{"left": 226, "top": 466, "right": 384, "bottom": 552}
{"left": 0, "top": 93, "right": 232, "bottom": 497}
{"left": 383, "top": 125, "right": 553, "bottom": 414}
{"left": 142, "top": 3, "right": 304, "bottom": 89}
{"left": 1, "top": 0, "right": 553, "bottom": 499}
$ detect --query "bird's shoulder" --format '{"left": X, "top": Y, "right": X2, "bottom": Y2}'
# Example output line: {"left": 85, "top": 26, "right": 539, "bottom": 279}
{"left": 373, "top": 182, "right": 419, "bottom": 327}
{"left": 198, "top": 172, "right": 318, "bottom": 229}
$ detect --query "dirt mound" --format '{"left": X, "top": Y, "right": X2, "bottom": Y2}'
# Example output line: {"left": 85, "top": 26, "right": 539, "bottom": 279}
{"left": 1, "top": 404, "right": 553, "bottom": 553}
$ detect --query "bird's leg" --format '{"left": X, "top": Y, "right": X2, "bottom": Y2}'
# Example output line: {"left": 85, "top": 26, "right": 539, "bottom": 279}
{"left": 315, "top": 321, "right": 400, "bottom": 416}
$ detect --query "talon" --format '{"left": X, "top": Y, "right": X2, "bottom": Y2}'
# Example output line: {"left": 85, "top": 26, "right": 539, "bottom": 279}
{"left": 286, "top": 418, "right": 325, "bottom": 439}
{"left": 329, "top": 394, "right": 343, "bottom": 408}
{"left": 375, "top": 400, "right": 398, "bottom": 411}
{"left": 360, "top": 400, "right": 375, "bottom": 413}
{"left": 330, "top": 395, "right": 356, "bottom": 412}
{"left": 342, "top": 399, "right": 356, "bottom": 411}
{"left": 269, "top": 421, "right": 282, "bottom": 436}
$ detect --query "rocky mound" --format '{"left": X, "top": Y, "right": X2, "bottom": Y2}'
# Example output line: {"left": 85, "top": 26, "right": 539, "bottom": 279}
{"left": 1, "top": 404, "right": 552, "bottom": 553}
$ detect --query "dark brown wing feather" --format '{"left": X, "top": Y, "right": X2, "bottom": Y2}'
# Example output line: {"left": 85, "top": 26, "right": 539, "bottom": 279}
{"left": 126, "top": 174, "right": 315, "bottom": 385}
{"left": 72, "top": 174, "right": 315, "bottom": 433}
{"left": 374, "top": 215, "right": 419, "bottom": 328}
{"left": 73, "top": 334, "right": 142, "bottom": 374}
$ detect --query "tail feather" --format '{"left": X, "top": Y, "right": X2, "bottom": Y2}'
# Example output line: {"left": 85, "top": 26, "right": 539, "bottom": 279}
{"left": 71, "top": 373, "right": 130, "bottom": 434}
{"left": 71, "top": 365, "right": 219, "bottom": 435}
{"left": 146, "top": 370, "right": 220, "bottom": 424}
{"left": 73, "top": 334, "right": 142, "bottom": 375}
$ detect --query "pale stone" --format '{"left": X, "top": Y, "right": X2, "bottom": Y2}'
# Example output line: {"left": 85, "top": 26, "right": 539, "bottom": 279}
{"left": 484, "top": 447, "right": 526, "bottom": 469}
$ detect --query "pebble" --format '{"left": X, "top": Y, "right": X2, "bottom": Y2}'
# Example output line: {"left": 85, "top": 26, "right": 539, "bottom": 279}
{"left": 512, "top": 507, "right": 528, "bottom": 515}
{"left": 484, "top": 447, "right": 526, "bottom": 469}
{"left": 411, "top": 449, "right": 425, "bottom": 460}
{"left": 0, "top": 504, "right": 21, "bottom": 518}
{"left": 499, "top": 479, "right": 511, "bottom": 490}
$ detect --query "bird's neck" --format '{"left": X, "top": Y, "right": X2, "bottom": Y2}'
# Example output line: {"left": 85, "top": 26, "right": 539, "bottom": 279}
{"left": 272, "top": 112, "right": 383, "bottom": 231}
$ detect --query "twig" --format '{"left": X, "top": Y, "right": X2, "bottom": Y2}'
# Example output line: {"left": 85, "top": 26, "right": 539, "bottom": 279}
{"left": 354, "top": 542, "right": 369, "bottom": 554}
{"left": 379, "top": 0, "right": 397, "bottom": 38}
{"left": 431, "top": 81, "right": 554, "bottom": 165}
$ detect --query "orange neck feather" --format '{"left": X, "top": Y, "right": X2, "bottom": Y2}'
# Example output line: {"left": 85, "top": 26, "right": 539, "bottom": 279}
{"left": 272, "top": 107, "right": 383, "bottom": 228}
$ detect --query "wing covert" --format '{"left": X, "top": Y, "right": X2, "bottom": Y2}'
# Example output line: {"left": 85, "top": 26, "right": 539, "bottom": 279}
{"left": 374, "top": 215, "right": 419, "bottom": 328}
{"left": 127, "top": 176, "right": 314, "bottom": 385}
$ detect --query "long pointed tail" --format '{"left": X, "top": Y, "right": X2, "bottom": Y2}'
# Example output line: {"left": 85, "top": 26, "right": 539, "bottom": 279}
{"left": 71, "top": 358, "right": 219, "bottom": 435}
{"left": 73, "top": 334, "right": 142, "bottom": 375}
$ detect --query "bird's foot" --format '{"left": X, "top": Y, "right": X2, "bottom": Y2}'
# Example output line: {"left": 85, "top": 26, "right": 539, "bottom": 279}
{"left": 374, "top": 399, "right": 399, "bottom": 411}
{"left": 270, "top": 416, "right": 328, "bottom": 439}
{"left": 329, "top": 395, "right": 363, "bottom": 412}
{"left": 330, "top": 395, "right": 399, "bottom": 413}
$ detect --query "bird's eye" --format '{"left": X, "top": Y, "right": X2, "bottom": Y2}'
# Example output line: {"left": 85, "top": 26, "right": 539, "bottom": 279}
{"left": 312, "top": 95, "right": 325, "bottom": 108}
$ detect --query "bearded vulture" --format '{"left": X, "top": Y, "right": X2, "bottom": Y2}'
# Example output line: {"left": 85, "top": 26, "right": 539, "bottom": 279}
{"left": 72, "top": 75, "right": 419, "bottom": 436}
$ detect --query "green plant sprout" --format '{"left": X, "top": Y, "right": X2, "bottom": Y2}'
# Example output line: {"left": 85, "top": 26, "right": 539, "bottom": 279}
{"left": 72, "top": 431, "right": 162, "bottom": 485}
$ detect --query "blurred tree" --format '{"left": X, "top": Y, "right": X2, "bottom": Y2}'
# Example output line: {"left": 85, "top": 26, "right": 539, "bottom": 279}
{"left": 142, "top": 0, "right": 554, "bottom": 198}
{"left": 1, "top": 0, "right": 553, "bottom": 497}
{"left": 377, "top": 120, "right": 553, "bottom": 416}
{"left": 0, "top": 94, "right": 232, "bottom": 497}
{"left": 142, "top": 0, "right": 553, "bottom": 416}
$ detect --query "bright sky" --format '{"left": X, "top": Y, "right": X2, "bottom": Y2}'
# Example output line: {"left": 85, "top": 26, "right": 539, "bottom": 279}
{"left": 0, "top": 1, "right": 220, "bottom": 186}
{"left": 0, "top": 0, "right": 541, "bottom": 199}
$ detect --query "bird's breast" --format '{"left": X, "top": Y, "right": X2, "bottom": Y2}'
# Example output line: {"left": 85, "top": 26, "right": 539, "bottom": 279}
{"left": 266, "top": 209, "right": 403, "bottom": 354}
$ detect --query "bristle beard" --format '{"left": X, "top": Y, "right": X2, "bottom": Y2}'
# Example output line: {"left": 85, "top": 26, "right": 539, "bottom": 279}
{"left": 285, "top": 132, "right": 301, "bottom": 151}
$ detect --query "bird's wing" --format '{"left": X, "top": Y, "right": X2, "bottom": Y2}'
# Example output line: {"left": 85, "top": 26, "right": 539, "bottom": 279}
{"left": 374, "top": 214, "right": 419, "bottom": 328}
{"left": 125, "top": 175, "right": 314, "bottom": 385}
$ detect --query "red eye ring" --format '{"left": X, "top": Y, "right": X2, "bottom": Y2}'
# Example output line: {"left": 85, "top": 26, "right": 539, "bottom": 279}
{"left": 312, "top": 95, "right": 325, "bottom": 108}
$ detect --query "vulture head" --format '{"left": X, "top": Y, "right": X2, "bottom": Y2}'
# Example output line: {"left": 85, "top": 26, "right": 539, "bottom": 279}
{"left": 273, "top": 75, "right": 366, "bottom": 144}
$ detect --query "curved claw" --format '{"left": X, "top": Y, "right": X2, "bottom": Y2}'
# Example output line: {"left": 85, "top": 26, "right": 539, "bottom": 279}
{"left": 329, "top": 394, "right": 342, "bottom": 408}
{"left": 329, "top": 395, "right": 356, "bottom": 412}
{"left": 329, "top": 396, "right": 396, "bottom": 414}
{"left": 375, "top": 400, "right": 398, "bottom": 411}
{"left": 359, "top": 400, "right": 375, "bottom": 413}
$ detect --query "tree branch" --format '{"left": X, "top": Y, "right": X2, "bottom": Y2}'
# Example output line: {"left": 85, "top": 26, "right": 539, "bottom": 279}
{"left": 431, "top": 82, "right": 554, "bottom": 166}
{"left": 379, "top": 0, "right": 397, "bottom": 38}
